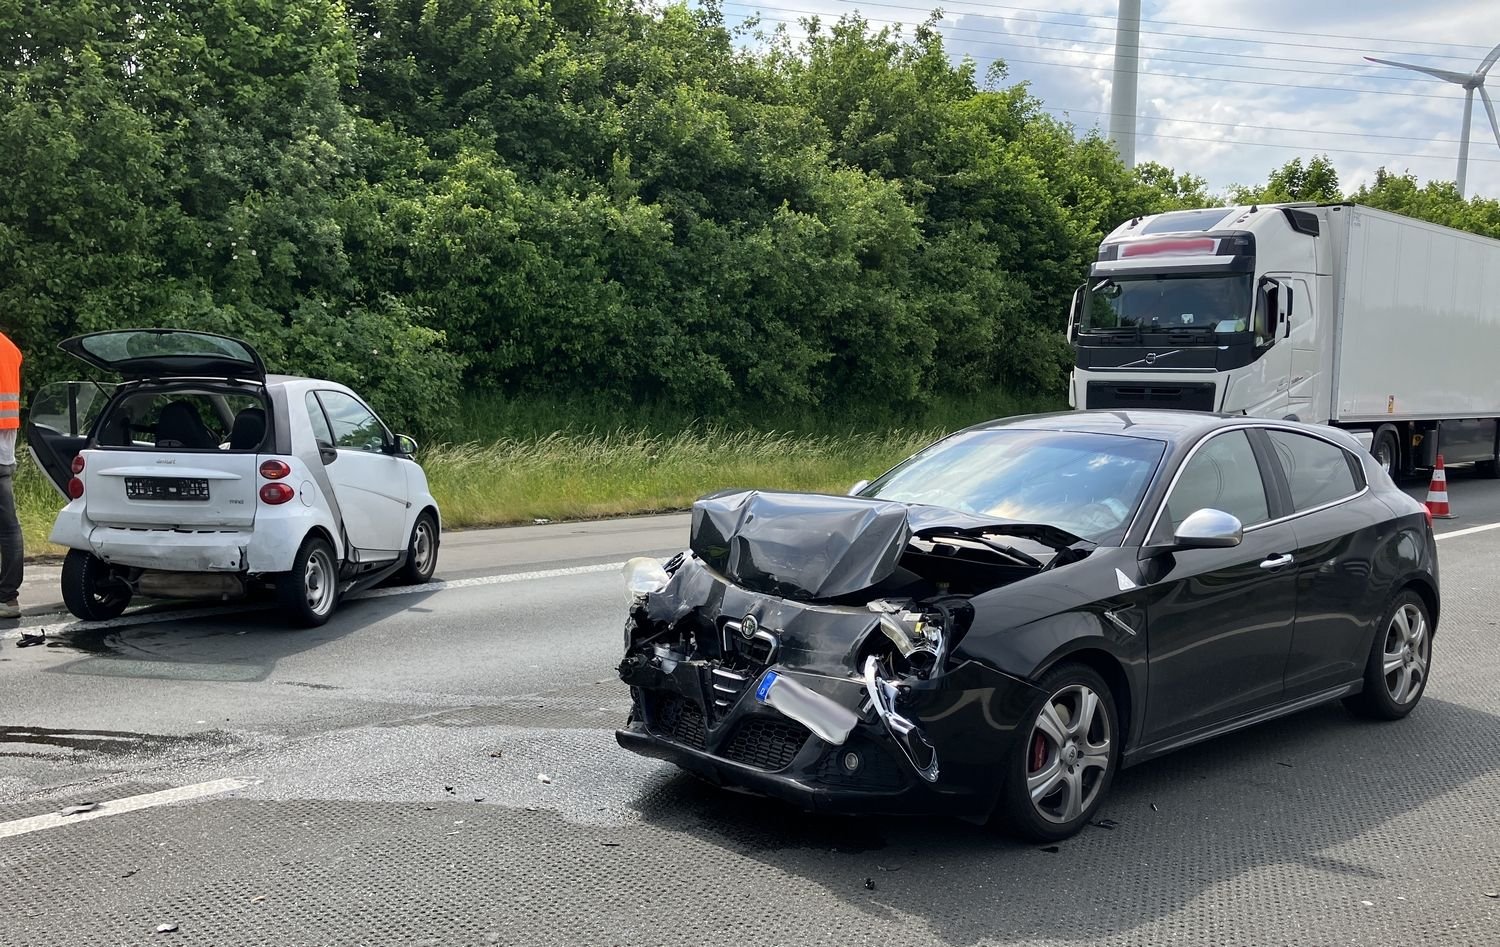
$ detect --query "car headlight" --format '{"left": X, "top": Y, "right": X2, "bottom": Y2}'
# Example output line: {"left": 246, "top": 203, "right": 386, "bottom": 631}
{"left": 622, "top": 557, "right": 670, "bottom": 603}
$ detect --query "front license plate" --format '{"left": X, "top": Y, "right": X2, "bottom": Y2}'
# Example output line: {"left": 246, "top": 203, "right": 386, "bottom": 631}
{"left": 125, "top": 477, "right": 211, "bottom": 501}
{"left": 755, "top": 671, "right": 779, "bottom": 703}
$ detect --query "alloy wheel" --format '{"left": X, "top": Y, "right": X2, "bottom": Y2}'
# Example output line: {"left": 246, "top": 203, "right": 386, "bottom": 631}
{"left": 1382, "top": 602, "right": 1430, "bottom": 704}
{"left": 1025, "top": 683, "right": 1112, "bottom": 824}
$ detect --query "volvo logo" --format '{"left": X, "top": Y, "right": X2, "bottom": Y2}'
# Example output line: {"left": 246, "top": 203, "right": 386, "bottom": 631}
{"left": 1144, "top": 352, "right": 1157, "bottom": 364}
{"left": 740, "top": 614, "right": 759, "bottom": 641}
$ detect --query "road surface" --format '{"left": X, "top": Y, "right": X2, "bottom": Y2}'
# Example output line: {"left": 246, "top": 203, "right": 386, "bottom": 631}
{"left": 3, "top": 476, "right": 1500, "bottom": 946}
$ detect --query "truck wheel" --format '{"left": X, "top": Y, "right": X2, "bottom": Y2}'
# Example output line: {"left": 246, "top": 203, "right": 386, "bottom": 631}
{"left": 395, "top": 512, "right": 439, "bottom": 585}
{"left": 277, "top": 536, "right": 340, "bottom": 627}
{"left": 61, "top": 550, "right": 132, "bottom": 622}
{"left": 1476, "top": 456, "right": 1500, "bottom": 479}
{"left": 1371, "top": 429, "right": 1400, "bottom": 480}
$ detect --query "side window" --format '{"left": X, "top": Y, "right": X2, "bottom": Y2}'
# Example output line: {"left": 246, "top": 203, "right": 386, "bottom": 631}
{"left": 316, "top": 391, "right": 387, "bottom": 453}
{"left": 1268, "top": 430, "right": 1360, "bottom": 512}
{"left": 305, "top": 392, "right": 335, "bottom": 447}
{"left": 1154, "top": 431, "right": 1270, "bottom": 542}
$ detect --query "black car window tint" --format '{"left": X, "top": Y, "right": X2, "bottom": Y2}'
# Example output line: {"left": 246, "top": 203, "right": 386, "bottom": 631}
{"left": 305, "top": 391, "right": 336, "bottom": 447}
{"left": 317, "top": 391, "right": 386, "bottom": 453}
{"left": 1159, "top": 430, "right": 1269, "bottom": 538}
{"left": 1268, "top": 431, "right": 1359, "bottom": 512}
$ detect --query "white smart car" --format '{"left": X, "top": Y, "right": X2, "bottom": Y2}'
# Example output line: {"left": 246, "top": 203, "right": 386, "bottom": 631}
{"left": 26, "top": 329, "right": 441, "bottom": 626}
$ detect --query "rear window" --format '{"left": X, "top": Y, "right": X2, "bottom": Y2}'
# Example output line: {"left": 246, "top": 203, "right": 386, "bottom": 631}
{"left": 95, "top": 389, "right": 268, "bottom": 452}
{"left": 1268, "top": 430, "right": 1361, "bottom": 511}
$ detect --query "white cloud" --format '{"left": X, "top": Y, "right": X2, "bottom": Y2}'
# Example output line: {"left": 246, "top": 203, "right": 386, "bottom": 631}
{"left": 720, "top": 0, "right": 1500, "bottom": 198}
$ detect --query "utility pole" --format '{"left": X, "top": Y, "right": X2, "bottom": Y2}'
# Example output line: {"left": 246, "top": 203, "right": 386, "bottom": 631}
{"left": 1108, "top": 0, "right": 1142, "bottom": 169}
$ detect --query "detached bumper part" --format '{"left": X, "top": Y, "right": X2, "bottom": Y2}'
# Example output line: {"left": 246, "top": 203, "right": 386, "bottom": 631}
{"left": 862, "top": 656, "right": 940, "bottom": 783}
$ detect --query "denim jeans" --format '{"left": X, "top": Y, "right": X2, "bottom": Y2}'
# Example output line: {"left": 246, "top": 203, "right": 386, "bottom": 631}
{"left": 0, "top": 463, "right": 23, "bottom": 602}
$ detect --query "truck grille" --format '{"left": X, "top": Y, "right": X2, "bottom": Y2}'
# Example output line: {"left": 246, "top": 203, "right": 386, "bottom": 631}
{"left": 722, "top": 717, "right": 810, "bottom": 771}
{"left": 652, "top": 695, "right": 707, "bottom": 750}
{"left": 1087, "top": 381, "right": 1216, "bottom": 412}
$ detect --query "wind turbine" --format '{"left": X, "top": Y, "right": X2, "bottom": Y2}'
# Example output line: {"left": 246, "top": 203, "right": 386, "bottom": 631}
{"left": 1365, "top": 43, "right": 1500, "bottom": 196}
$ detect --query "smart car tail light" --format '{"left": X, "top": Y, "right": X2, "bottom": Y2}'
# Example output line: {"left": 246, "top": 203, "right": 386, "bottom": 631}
{"left": 259, "top": 459, "right": 291, "bottom": 480}
{"left": 259, "top": 482, "right": 295, "bottom": 505}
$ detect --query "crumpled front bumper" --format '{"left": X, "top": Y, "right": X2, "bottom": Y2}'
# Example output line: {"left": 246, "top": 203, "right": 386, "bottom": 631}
{"left": 617, "top": 657, "right": 1046, "bottom": 820}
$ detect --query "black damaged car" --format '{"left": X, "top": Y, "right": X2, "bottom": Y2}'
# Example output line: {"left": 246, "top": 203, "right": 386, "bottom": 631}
{"left": 616, "top": 411, "right": 1439, "bottom": 840}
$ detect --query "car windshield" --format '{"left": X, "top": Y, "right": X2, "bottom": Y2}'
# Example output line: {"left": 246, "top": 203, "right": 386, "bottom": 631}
{"left": 1082, "top": 274, "right": 1253, "bottom": 333}
{"left": 860, "top": 429, "right": 1166, "bottom": 543}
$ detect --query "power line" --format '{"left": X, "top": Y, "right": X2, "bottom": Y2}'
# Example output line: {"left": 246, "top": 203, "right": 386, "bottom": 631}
{"left": 732, "top": 7, "right": 1476, "bottom": 100}
{"left": 728, "top": 0, "right": 1500, "bottom": 65}
{"left": 1047, "top": 105, "right": 1464, "bottom": 146}
{"left": 721, "top": 3, "right": 1449, "bottom": 84}
{"left": 1050, "top": 121, "right": 1500, "bottom": 166}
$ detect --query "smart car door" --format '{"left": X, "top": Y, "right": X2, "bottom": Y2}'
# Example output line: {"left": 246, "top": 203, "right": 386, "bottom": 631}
{"left": 24, "top": 381, "right": 115, "bottom": 496}
{"left": 1138, "top": 428, "right": 1297, "bottom": 747}
{"left": 309, "top": 390, "right": 410, "bottom": 556}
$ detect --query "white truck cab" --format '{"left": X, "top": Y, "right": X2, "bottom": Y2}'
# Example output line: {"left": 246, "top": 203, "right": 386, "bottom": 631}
{"left": 1069, "top": 203, "right": 1500, "bottom": 479}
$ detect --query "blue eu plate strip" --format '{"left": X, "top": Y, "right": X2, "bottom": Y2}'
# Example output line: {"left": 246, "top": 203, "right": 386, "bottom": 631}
{"left": 755, "top": 671, "right": 778, "bottom": 703}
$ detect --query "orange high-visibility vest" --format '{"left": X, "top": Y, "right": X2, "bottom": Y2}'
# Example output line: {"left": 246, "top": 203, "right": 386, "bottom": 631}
{"left": 0, "top": 333, "right": 21, "bottom": 431}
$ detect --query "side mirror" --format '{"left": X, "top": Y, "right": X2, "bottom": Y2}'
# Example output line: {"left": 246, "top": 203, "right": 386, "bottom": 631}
{"left": 1171, "top": 508, "right": 1243, "bottom": 550}
{"left": 848, "top": 480, "right": 870, "bottom": 496}
{"left": 317, "top": 441, "right": 337, "bottom": 465}
{"left": 1067, "top": 283, "right": 1085, "bottom": 343}
{"left": 396, "top": 434, "right": 419, "bottom": 456}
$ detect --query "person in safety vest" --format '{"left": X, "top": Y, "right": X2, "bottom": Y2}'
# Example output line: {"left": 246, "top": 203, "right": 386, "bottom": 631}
{"left": 0, "top": 330, "right": 21, "bottom": 619}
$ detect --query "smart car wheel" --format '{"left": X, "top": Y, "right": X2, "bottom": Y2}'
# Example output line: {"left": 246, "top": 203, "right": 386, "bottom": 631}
{"left": 999, "top": 662, "right": 1118, "bottom": 842}
{"left": 60, "top": 550, "right": 132, "bottom": 622}
{"left": 277, "top": 535, "right": 340, "bottom": 627}
{"left": 1344, "top": 589, "right": 1432, "bottom": 720}
{"left": 395, "top": 512, "right": 439, "bottom": 585}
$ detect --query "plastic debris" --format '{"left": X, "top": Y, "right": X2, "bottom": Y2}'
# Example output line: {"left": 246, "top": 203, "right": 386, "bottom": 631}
{"left": 1275, "top": 761, "right": 1294, "bottom": 768}
{"left": 16, "top": 632, "right": 45, "bottom": 648}
{"left": 60, "top": 803, "right": 99, "bottom": 816}
{"left": 533, "top": 518, "right": 552, "bottom": 525}
{"left": 155, "top": 923, "right": 179, "bottom": 934}
{"left": 877, "top": 865, "right": 902, "bottom": 872}
{"left": 121, "top": 869, "right": 139, "bottom": 879}
{"left": 1361, "top": 901, "right": 1374, "bottom": 907}
{"left": 537, "top": 774, "right": 553, "bottom": 785}
{"left": 1089, "top": 819, "right": 1118, "bottom": 830}
{"left": 250, "top": 896, "right": 266, "bottom": 904}
{"left": 474, "top": 797, "right": 485, "bottom": 803}
{"left": 1485, "top": 892, "right": 1500, "bottom": 900}
{"left": 601, "top": 841, "right": 621, "bottom": 848}
{"left": 1040, "top": 845, "right": 1060, "bottom": 854}
{"left": 863, "top": 878, "right": 876, "bottom": 890}
{"left": 489, "top": 751, "right": 503, "bottom": 759}
{"left": 1150, "top": 803, "right": 1160, "bottom": 812}
{"left": 444, "top": 786, "right": 455, "bottom": 793}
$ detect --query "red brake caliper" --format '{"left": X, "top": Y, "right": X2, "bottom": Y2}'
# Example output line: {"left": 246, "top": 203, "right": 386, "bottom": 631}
{"left": 1030, "top": 729, "right": 1047, "bottom": 773}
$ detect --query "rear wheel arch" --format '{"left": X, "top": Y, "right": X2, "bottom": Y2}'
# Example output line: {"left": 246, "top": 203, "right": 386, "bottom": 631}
{"left": 1399, "top": 576, "right": 1440, "bottom": 635}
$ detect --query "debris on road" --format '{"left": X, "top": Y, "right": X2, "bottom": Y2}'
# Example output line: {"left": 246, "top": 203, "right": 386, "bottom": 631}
{"left": 250, "top": 896, "right": 266, "bottom": 904}
{"left": 121, "top": 869, "right": 138, "bottom": 879}
{"left": 877, "top": 865, "right": 901, "bottom": 872}
{"left": 16, "top": 632, "right": 45, "bottom": 648}
{"left": 601, "top": 841, "right": 620, "bottom": 848}
{"left": 863, "top": 878, "right": 875, "bottom": 890}
{"left": 1361, "top": 901, "right": 1374, "bottom": 907}
{"left": 474, "top": 797, "right": 485, "bottom": 803}
{"left": 1090, "top": 819, "right": 1118, "bottom": 830}
{"left": 489, "top": 750, "right": 503, "bottom": 759}
{"left": 1275, "top": 761, "right": 1294, "bottom": 768}
{"left": 537, "top": 774, "right": 553, "bottom": 785}
{"left": 1485, "top": 892, "right": 1499, "bottom": 900}
{"left": 1040, "top": 846, "right": 1060, "bottom": 854}
{"left": 1150, "top": 803, "right": 1160, "bottom": 812}
{"left": 60, "top": 803, "right": 99, "bottom": 816}
{"left": 444, "top": 786, "right": 455, "bottom": 793}
{"left": 155, "top": 923, "right": 179, "bottom": 934}
{"left": 532, "top": 518, "right": 552, "bottom": 525}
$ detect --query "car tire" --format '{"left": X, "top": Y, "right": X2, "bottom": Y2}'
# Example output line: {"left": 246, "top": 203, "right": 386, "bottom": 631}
{"left": 1343, "top": 589, "right": 1432, "bottom": 721}
{"left": 277, "top": 535, "right": 340, "bottom": 627}
{"left": 395, "top": 511, "right": 439, "bottom": 585}
{"left": 60, "top": 550, "right": 132, "bottom": 622}
{"left": 997, "top": 662, "right": 1120, "bottom": 843}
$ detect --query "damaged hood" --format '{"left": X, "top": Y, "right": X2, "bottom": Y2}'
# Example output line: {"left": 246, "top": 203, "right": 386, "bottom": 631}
{"left": 690, "top": 489, "right": 1088, "bottom": 601}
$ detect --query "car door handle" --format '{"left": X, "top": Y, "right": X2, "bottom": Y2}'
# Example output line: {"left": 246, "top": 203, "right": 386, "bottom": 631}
{"left": 1260, "top": 553, "right": 1294, "bottom": 570}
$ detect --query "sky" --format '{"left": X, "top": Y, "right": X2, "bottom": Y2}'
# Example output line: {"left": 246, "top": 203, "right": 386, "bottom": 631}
{"left": 714, "top": 0, "right": 1500, "bottom": 200}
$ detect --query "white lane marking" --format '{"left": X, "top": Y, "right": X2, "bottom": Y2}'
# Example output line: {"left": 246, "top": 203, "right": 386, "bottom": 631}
{"left": 0, "top": 778, "right": 247, "bottom": 840}
{"left": 1434, "top": 522, "right": 1500, "bottom": 541}
{"left": 0, "top": 560, "right": 629, "bottom": 638}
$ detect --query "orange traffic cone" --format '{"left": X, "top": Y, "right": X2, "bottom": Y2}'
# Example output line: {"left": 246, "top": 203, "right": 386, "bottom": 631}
{"left": 1426, "top": 454, "right": 1456, "bottom": 519}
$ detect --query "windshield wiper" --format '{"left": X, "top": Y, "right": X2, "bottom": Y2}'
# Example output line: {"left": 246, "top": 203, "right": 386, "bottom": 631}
{"left": 914, "top": 527, "right": 1045, "bottom": 568}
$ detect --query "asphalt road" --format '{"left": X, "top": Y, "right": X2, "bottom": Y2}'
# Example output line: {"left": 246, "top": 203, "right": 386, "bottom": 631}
{"left": 3, "top": 477, "right": 1500, "bottom": 946}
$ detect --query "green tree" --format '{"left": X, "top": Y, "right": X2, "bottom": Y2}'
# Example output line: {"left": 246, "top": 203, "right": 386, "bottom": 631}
{"left": 1229, "top": 155, "right": 1342, "bottom": 204}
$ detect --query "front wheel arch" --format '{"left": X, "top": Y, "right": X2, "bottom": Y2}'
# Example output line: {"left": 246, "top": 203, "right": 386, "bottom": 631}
{"left": 1038, "top": 647, "right": 1134, "bottom": 754}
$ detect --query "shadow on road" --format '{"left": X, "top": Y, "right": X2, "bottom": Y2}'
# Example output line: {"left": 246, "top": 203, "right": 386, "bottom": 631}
{"left": 629, "top": 696, "right": 1500, "bottom": 945}
{"left": 31, "top": 590, "right": 440, "bottom": 684}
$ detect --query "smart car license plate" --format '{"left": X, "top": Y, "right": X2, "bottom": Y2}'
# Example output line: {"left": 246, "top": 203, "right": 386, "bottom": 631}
{"left": 125, "top": 477, "right": 210, "bottom": 501}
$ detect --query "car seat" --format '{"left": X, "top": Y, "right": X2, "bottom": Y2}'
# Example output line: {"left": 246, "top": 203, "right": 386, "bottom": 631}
{"left": 228, "top": 406, "right": 267, "bottom": 451}
{"left": 155, "top": 401, "right": 217, "bottom": 450}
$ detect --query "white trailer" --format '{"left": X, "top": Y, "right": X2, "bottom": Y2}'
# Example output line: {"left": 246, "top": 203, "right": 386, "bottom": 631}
{"left": 1067, "top": 202, "right": 1500, "bottom": 477}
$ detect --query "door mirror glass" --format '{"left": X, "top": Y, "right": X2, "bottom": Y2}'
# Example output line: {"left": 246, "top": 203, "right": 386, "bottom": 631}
{"left": 848, "top": 479, "right": 870, "bottom": 496}
{"left": 1172, "top": 508, "right": 1243, "bottom": 550}
{"left": 396, "top": 434, "right": 419, "bottom": 456}
{"left": 1067, "top": 283, "right": 1085, "bottom": 343}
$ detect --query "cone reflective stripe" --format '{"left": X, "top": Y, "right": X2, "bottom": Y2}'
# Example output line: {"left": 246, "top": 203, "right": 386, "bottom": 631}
{"left": 1426, "top": 454, "right": 1456, "bottom": 519}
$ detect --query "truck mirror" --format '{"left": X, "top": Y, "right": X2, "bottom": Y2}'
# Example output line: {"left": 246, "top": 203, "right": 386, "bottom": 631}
{"left": 1067, "top": 283, "right": 1085, "bottom": 342}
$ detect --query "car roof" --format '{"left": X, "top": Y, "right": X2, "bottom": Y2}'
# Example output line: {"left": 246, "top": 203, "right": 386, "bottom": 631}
{"left": 963, "top": 409, "right": 1232, "bottom": 443}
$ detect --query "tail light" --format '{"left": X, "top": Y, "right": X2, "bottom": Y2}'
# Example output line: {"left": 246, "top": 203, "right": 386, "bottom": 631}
{"left": 1423, "top": 506, "right": 1433, "bottom": 527}
{"left": 259, "top": 482, "right": 295, "bottom": 505}
{"left": 259, "top": 459, "right": 291, "bottom": 480}
{"left": 67, "top": 477, "right": 84, "bottom": 499}
{"left": 71, "top": 454, "right": 85, "bottom": 474}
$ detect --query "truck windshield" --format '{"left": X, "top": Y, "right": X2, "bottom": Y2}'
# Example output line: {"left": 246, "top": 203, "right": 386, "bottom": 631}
{"left": 1082, "top": 274, "right": 1253, "bottom": 333}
